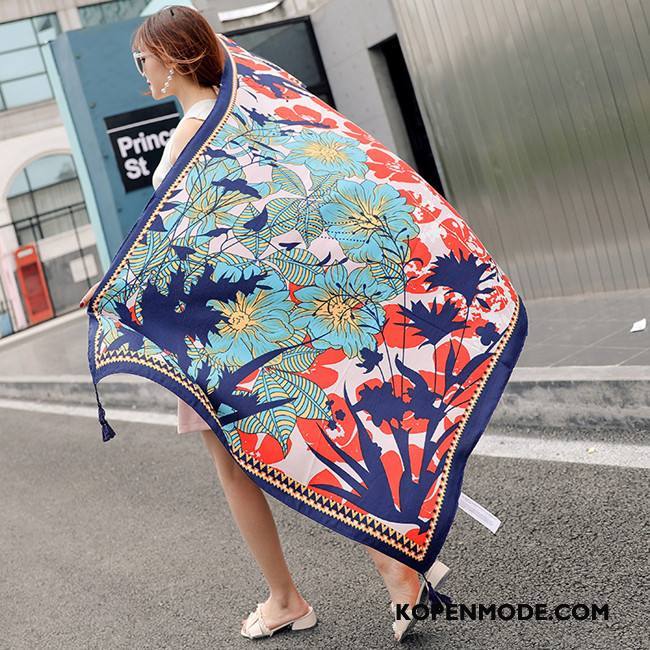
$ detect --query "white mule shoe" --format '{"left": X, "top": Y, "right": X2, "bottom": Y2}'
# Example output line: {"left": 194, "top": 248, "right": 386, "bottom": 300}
{"left": 240, "top": 602, "right": 317, "bottom": 639}
{"left": 391, "top": 560, "right": 451, "bottom": 642}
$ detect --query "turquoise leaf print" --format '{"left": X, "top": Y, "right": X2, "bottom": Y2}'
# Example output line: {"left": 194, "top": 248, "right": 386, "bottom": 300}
{"left": 127, "top": 229, "right": 171, "bottom": 281}
{"left": 264, "top": 247, "right": 322, "bottom": 286}
{"left": 269, "top": 370, "right": 330, "bottom": 420}
{"left": 218, "top": 109, "right": 294, "bottom": 166}
{"left": 185, "top": 334, "right": 206, "bottom": 380}
{"left": 209, "top": 252, "right": 259, "bottom": 283}
{"left": 231, "top": 203, "right": 271, "bottom": 257}
{"left": 238, "top": 371, "right": 297, "bottom": 454}
{"left": 271, "top": 165, "right": 305, "bottom": 195}
{"left": 179, "top": 240, "right": 214, "bottom": 294}
{"left": 271, "top": 348, "right": 319, "bottom": 373}
{"left": 183, "top": 158, "right": 268, "bottom": 238}
{"left": 264, "top": 171, "right": 339, "bottom": 246}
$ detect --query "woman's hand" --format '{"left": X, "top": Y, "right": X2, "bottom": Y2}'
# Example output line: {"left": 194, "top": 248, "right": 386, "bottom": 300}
{"left": 79, "top": 280, "right": 101, "bottom": 308}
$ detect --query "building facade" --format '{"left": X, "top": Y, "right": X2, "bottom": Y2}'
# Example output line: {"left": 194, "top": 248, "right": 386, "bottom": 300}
{"left": 392, "top": 0, "right": 650, "bottom": 298}
{"left": 0, "top": 0, "right": 647, "bottom": 339}
{"left": 1, "top": 0, "right": 429, "bottom": 337}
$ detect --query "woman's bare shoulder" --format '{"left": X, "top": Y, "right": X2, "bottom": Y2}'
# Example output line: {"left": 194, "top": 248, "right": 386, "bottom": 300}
{"left": 169, "top": 118, "right": 204, "bottom": 165}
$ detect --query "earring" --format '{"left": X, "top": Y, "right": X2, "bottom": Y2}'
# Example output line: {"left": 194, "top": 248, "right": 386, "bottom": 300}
{"left": 161, "top": 68, "right": 174, "bottom": 94}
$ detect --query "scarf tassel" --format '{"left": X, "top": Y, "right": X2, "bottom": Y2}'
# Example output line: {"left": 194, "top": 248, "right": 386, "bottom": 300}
{"left": 93, "top": 380, "right": 117, "bottom": 442}
{"left": 419, "top": 570, "right": 453, "bottom": 611}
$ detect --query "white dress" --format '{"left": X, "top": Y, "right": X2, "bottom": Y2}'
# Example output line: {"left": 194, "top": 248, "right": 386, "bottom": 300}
{"left": 152, "top": 94, "right": 217, "bottom": 434}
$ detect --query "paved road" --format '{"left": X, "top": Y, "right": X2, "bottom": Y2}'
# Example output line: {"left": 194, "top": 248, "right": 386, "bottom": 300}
{"left": 0, "top": 404, "right": 646, "bottom": 650}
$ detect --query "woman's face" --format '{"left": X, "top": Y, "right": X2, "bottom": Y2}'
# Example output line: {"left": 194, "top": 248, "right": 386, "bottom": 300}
{"left": 136, "top": 48, "right": 174, "bottom": 100}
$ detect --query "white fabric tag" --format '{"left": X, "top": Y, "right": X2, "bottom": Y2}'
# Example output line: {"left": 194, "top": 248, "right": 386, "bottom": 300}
{"left": 458, "top": 492, "right": 501, "bottom": 533}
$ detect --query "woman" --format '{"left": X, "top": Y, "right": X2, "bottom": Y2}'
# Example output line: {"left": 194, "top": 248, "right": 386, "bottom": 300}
{"left": 79, "top": 5, "right": 428, "bottom": 641}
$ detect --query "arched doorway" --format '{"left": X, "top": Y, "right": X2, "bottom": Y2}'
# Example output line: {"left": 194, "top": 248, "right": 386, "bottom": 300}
{"left": 3, "top": 153, "right": 100, "bottom": 324}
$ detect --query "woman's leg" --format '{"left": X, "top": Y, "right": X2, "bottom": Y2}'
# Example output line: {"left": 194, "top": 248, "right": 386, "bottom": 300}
{"left": 366, "top": 547, "right": 421, "bottom": 608}
{"left": 200, "top": 429, "right": 311, "bottom": 630}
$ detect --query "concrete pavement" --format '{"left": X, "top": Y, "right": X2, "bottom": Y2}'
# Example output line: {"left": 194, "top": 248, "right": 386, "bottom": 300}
{"left": 0, "top": 406, "right": 646, "bottom": 649}
{"left": 0, "top": 288, "right": 648, "bottom": 649}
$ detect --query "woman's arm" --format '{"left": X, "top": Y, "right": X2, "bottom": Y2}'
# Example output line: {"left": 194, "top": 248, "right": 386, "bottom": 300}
{"left": 169, "top": 118, "right": 204, "bottom": 166}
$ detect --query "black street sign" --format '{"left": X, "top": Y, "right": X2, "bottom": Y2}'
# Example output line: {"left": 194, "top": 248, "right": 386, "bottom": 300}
{"left": 104, "top": 101, "right": 179, "bottom": 192}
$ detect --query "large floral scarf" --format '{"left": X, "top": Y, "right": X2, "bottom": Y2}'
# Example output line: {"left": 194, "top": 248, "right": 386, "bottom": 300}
{"left": 87, "top": 33, "right": 528, "bottom": 605}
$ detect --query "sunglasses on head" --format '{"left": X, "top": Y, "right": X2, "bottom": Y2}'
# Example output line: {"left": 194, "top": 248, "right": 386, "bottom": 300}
{"left": 132, "top": 50, "right": 147, "bottom": 76}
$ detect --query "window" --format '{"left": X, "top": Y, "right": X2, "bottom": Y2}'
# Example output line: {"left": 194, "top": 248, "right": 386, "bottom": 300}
{"left": 0, "top": 13, "right": 60, "bottom": 111}
{"left": 78, "top": 0, "right": 150, "bottom": 27}
{"left": 7, "top": 154, "right": 89, "bottom": 245}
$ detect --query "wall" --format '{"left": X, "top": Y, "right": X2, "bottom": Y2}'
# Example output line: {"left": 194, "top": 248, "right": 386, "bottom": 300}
{"left": 392, "top": 0, "right": 650, "bottom": 299}
{"left": 310, "top": 0, "right": 414, "bottom": 163}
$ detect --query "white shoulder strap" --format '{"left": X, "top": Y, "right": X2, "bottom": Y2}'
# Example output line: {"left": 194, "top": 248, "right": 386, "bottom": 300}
{"left": 184, "top": 99, "right": 215, "bottom": 121}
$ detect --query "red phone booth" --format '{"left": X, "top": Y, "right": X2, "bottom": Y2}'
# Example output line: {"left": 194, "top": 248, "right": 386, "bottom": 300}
{"left": 14, "top": 244, "right": 54, "bottom": 325}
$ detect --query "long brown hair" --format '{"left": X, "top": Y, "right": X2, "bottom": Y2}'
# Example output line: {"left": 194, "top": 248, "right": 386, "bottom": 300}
{"left": 131, "top": 5, "right": 224, "bottom": 97}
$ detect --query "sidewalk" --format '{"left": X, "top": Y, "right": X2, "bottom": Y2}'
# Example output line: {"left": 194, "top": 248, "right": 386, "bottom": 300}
{"left": 1, "top": 288, "right": 649, "bottom": 432}
{"left": 516, "top": 287, "right": 650, "bottom": 367}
